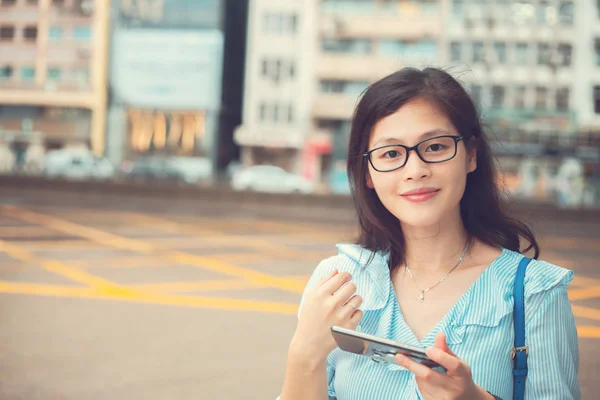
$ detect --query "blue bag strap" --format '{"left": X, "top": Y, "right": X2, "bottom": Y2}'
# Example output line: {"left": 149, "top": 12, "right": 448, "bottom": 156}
{"left": 513, "top": 257, "right": 532, "bottom": 400}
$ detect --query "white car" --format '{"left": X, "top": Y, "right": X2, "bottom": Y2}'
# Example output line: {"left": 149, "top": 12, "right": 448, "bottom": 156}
{"left": 44, "top": 148, "right": 114, "bottom": 180}
{"left": 231, "top": 165, "right": 313, "bottom": 194}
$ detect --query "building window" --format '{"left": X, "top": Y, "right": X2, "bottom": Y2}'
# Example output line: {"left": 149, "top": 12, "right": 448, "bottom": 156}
{"left": 261, "top": 59, "right": 268, "bottom": 77}
{"left": 537, "top": 43, "right": 551, "bottom": 65}
{"left": 491, "top": 85, "right": 505, "bottom": 108}
{"left": 72, "top": 26, "right": 92, "bottom": 40}
{"left": 514, "top": 85, "right": 526, "bottom": 108}
{"left": 52, "top": 0, "right": 65, "bottom": 5}
{"left": 320, "top": 80, "right": 369, "bottom": 96}
{"left": 470, "top": 84, "right": 482, "bottom": 106}
{"left": 450, "top": 42, "right": 461, "bottom": 62}
{"left": 259, "top": 103, "right": 266, "bottom": 121}
{"left": 493, "top": 42, "right": 507, "bottom": 64}
{"left": 47, "top": 67, "right": 62, "bottom": 81}
{"left": 0, "top": 25, "right": 15, "bottom": 40}
{"left": 289, "top": 14, "right": 298, "bottom": 33}
{"left": 23, "top": 26, "right": 37, "bottom": 41}
{"left": 49, "top": 26, "right": 63, "bottom": 39}
{"left": 594, "top": 86, "right": 600, "bottom": 114}
{"left": 287, "top": 104, "right": 294, "bottom": 123}
{"left": 21, "top": 66, "right": 35, "bottom": 80}
{"left": 536, "top": 1, "right": 550, "bottom": 24}
{"left": 289, "top": 62, "right": 295, "bottom": 78}
{"left": 472, "top": 41, "right": 485, "bottom": 63}
{"left": 515, "top": 43, "right": 529, "bottom": 65}
{"left": 380, "top": 39, "right": 437, "bottom": 59}
{"left": 273, "top": 59, "right": 282, "bottom": 84}
{"left": 535, "top": 86, "right": 548, "bottom": 109}
{"left": 595, "top": 38, "right": 600, "bottom": 66}
{"left": 263, "top": 12, "right": 297, "bottom": 34}
{"left": 555, "top": 87, "right": 570, "bottom": 111}
{"left": 0, "top": 66, "right": 13, "bottom": 79}
{"left": 452, "top": 0, "right": 464, "bottom": 21}
{"left": 558, "top": 1, "right": 574, "bottom": 25}
{"left": 322, "top": 38, "right": 371, "bottom": 54}
{"left": 558, "top": 43, "right": 572, "bottom": 67}
{"left": 273, "top": 104, "right": 280, "bottom": 122}
{"left": 71, "top": 68, "right": 89, "bottom": 83}
{"left": 0, "top": 0, "right": 17, "bottom": 6}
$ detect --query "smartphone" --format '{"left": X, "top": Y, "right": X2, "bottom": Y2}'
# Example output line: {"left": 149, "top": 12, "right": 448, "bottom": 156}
{"left": 331, "top": 326, "right": 443, "bottom": 369}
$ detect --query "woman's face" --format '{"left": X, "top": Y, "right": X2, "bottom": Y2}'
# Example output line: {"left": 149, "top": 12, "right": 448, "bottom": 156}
{"left": 366, "top": 98, "right": 476, "bottom": 229}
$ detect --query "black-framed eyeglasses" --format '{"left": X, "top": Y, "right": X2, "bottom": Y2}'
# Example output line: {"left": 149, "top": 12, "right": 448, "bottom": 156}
{"left": 363, "top": 135, "right": 464, "bottom": 172}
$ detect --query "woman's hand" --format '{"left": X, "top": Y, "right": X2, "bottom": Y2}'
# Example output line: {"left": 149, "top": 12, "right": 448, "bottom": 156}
{"left": 394, "top": 332, "right": 494, "bottom": 400}
{"left": 288, "top": 269, "right": 363, "bottom": 369}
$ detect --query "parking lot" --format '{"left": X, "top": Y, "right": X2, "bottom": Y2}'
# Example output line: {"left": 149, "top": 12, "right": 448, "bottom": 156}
{"left": 0, "top": 188, "right": 599, "bottom": 399}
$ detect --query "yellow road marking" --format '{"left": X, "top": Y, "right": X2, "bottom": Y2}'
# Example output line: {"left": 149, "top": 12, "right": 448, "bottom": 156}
{"left": 1, "top": 205, "right": 305, "bottom": 294}
{"left": 0, "top": 281, "right": 95, "bottom": 297}
{"left": 130, "top": 274, "right": 311, "bottom": 293}
{"left": 576, "top": 326, "right": 600, "bottom": 338}
{"left": 0, "top": 240, "right": 125, "bottom": 290}
{"left": 5, "top": 240, "right": 101, "bottom": 250}
{"left": 129, "top": 213, "right": 324, "bottom": 257}
{"left": 568, "top": 286, "right": 600, "bottom": 301}
{"left": 571, "top": 276, "right": 600, "bottom": 288}
{"left": 572, "top": 305, "right": 600, "bottom": 321}
{"left": 0, "top": 281, "right": 298, "bottom": 315}
{"left": 0, "top": 226, "right": 64, "bottom": 238}
{"left": 129, "top": 279, "right": 265, "bottom": 293}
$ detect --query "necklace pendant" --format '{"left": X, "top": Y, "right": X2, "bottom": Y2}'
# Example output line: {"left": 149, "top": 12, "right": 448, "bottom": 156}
{"left": 419, "top": 291, "right": 425, "bottom": 302}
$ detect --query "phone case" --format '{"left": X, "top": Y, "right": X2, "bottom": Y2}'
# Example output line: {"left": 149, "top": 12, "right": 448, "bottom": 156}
{"left": 331, "top": 326, "right": 443, "bottom": 369}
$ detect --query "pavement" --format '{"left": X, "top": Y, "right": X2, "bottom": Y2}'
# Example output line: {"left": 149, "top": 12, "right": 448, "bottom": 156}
{"left": 0, "top": 187, "right": 598, "bottom": 399}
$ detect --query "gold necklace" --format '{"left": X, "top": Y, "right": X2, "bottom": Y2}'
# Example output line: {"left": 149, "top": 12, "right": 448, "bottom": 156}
{"left": 404, "top": 241, "right": 471, "bottom": 302}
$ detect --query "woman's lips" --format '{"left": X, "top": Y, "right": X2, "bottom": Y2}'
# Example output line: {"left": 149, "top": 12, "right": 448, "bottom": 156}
{"left": 400, "top": 188, "right": 440, "bottom": 203}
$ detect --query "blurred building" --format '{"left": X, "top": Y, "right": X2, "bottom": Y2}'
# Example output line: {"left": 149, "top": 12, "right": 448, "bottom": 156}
{"left": 0, "top": 0, "right": 109, "bottom": 157}
{"left": 236, "top": 0, "right": 600, "bottom": 193}
{"left": 106, "top": 0, "right": 226, "bottom": 172}
{"left": 446, "top": 0, "right": 600, "bottom": 144}
{"left": 236, "top": 0, "right": 443, "bottom": 189}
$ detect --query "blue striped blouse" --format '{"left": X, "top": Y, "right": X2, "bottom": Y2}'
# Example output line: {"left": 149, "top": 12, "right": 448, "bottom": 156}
{"left": 298, "top": 245, "right": 580, "bottom": 400}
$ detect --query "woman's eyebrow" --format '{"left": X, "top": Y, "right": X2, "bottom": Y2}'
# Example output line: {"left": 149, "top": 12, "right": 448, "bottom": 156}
{"left": 372, "top": 129, "right": 453, "bottom": 147}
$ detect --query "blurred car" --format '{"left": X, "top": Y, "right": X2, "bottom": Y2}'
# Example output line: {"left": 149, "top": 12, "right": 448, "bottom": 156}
{"left": 329, "top": 169, "right": 351, "bottom": 195}
{"left": 44, "top": 148, "right": 114, "bottom": 180}
{"left": 231, "top": 165, "right": 314, "bottom": 194}
{"left": 119, "top": 156, "right": 212, "bottom": 184}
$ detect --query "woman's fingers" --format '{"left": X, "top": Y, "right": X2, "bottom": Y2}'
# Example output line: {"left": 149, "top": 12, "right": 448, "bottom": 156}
{"left": 332, "top": 281, "right": 357, "bottom": 306}
{"left": 394, "top": 353, "right": 445, "bottom": 383}
{"left": 425, "top": 346, "right": 462, "bottom": 372}
{"left": 339, "top": 295, "right": 363, "bottom": 317}
{"left": 433, "top": 332, "right": 457, "bottom": 357}
{"left": 315, "top": 269, "right": 338, "bottom": 287}
{"left": 318, "top": 272, "right": 352, "bottom": 296}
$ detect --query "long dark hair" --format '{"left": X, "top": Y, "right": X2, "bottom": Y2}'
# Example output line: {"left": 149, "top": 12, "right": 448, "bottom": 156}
{"left": 347, "top": 67, "right": 540, "bottom": 270}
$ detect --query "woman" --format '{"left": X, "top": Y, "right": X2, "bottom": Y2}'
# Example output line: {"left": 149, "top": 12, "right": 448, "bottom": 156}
{"left": 279, "top": 68, "right": 580, "bottom": 399}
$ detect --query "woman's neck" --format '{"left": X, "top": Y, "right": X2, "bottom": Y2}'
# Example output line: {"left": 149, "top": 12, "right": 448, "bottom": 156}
{"left": 400, "top": 211, "right": 470, "bottom": 274}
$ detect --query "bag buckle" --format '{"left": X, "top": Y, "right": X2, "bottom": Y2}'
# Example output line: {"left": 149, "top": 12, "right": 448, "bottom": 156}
{"left": 511, "top": 345, "right": 528, "bottom": 359}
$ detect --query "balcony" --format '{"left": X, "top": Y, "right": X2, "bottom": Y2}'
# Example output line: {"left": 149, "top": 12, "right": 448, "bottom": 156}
{"left": 312, "top": 93, "right": 358, "bottom": 120}
{"left": 316, "top": 53, "right": 418, "bottom": 81}
{"left": 234, "top": 124, "right": 304, "bottom": 149}
{"left": 320, "top": 13, "right": 441, "bottom": 40}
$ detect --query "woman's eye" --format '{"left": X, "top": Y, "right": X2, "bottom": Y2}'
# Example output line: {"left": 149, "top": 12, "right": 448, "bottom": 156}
{"left": 427, "top": 144, "right": 445, "bottom": 152}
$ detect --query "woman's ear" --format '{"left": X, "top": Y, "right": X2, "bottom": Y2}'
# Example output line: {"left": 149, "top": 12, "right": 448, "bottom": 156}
{"left": 467, "top": 146, "right": 477, "bottom": 173}
{"left": 366, "top": 171, "right": 374, "bottom": 189}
